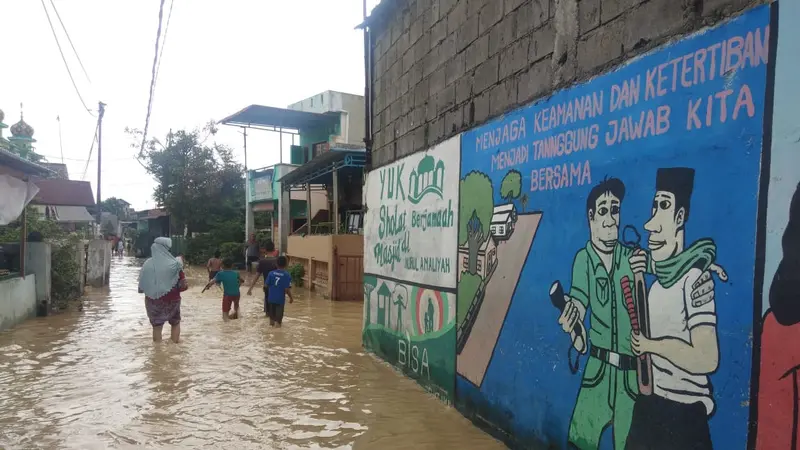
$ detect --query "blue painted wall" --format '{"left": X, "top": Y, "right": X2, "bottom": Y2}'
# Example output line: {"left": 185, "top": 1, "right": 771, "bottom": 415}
{"left": 456, "top": 6, "right": 770, "bottom": 449}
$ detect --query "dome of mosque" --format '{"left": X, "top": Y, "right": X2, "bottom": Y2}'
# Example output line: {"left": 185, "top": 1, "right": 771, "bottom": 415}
{"left": 0, "top": 108, "right": 5, "bottom": 124}
{"left": 10, "top": 116, "right": 34, "bottom": 138}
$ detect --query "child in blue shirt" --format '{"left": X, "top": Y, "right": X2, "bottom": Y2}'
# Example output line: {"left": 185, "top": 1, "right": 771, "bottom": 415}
{"left": 265, "top": 256, "right": 294, "bottom": 327}
{"left": 202, "top": 258, "right": 244, "bottom": 321}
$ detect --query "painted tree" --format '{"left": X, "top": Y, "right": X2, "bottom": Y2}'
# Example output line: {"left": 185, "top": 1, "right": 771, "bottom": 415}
{"left": 500, "top": 169, "right": 522, "bottom": 203}
{"left": 520, "top": 193, "right": 529, "bottom": 212}
{"left": 458, "top": 171, "right": 494, "bottom": 274}
{"left": 363, "top": 278, "right": 377, "bottom": 326}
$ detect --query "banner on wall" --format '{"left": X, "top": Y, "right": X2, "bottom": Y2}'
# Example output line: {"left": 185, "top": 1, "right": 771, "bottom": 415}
{"left": 249, "top": 169, "right": 274, "bottom": 202}
{"left": 456, "top": 6, "right": 770, "bottom": 450}
{"left": 363, "top": 135, "right": 460, "bottom": 402}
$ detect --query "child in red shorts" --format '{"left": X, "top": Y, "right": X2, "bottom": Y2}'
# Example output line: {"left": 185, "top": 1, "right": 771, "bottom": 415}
{"left": 202, "top": 258, "right": 244, "bottom": 321}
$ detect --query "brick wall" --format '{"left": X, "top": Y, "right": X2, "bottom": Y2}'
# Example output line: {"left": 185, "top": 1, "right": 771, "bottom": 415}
{"left": 367, "top": 0, "right": 765, "bottom": 169}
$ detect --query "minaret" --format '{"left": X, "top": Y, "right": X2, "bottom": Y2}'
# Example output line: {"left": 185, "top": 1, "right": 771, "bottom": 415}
{"left": 0, "top": 106, "right": 8, "bottom": 149}
{"left": 9, "top": 103, "right": 37, "bottom": 158}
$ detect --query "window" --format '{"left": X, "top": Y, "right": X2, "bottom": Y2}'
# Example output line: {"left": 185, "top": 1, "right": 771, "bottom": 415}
{"left": 462, "top": 256, "right": 468, "bottom": 270}
{"left": 476, "top": 258, "right": 483, "bottom": 273}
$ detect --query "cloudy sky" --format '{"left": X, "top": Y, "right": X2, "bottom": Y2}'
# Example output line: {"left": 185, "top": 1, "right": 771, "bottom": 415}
{"left": 2, "top": 0, "right": 379, "bottom": 210}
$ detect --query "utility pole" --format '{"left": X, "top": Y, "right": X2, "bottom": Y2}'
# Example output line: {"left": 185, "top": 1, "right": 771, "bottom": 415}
{"left": 96, "top": 102, "right": 106, "bottom": 225}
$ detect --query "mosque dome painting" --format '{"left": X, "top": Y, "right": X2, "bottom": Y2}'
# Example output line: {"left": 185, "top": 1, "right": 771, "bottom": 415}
{"left": 408, "top": 154, "right": 445, "bottom": 204}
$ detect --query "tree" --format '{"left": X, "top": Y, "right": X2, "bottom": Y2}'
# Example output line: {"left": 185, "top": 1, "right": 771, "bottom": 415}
{"left": 101, "top": 197, "right": 130, "bottom": 220}
{"left": 520, "top": 193, "right": 529, "bottom": 212}
{"left": 127, "top": 127, "right": 245, "bottom": 237}
{"left": 458, "top": 171, "right": 494, "bottom": 274}
{"left": 364, "top": 278, "right": 377, "bottom": 326}
{"left": 500, "top": 169, "right": 522, "bottom": 203}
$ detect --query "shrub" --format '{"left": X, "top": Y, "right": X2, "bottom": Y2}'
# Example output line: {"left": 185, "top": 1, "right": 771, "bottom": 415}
{"left": 287, "top": 263, "right": 305, "bottom": 287}
{"left": 219, "top": 242, "right": 243, "bottom": 263}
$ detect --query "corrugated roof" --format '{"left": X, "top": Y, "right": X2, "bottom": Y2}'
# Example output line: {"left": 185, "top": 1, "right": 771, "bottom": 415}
{"left": 31, "top": 179, "right": 95, "bottom": 207}
{"left": 54, "top": 206, "right": 95, "bottom": 223}
{"left": 0, "top": 148, "right": 52, "bottom": 176}
{"left": 219, "top": 104, "right": 339, "bottom": 130}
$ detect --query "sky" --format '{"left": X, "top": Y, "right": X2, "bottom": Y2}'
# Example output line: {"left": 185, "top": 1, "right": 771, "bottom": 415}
{"left": 1, "top": 0, "right": 381, "bottom": 211}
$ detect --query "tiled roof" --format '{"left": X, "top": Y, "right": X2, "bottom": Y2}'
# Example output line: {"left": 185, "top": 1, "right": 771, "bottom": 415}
{"left": 31, "top": 179, "right": 95, "bottom": 207}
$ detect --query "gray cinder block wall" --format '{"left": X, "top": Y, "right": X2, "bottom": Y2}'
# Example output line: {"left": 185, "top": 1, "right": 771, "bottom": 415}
{"left": 367, "top": 0, "right": 766, "bottom": 169}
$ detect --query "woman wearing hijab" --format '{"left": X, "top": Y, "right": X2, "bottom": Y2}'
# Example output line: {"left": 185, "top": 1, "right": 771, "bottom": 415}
{"left": 138, "top": 237, "right": 188, "bottom": 343}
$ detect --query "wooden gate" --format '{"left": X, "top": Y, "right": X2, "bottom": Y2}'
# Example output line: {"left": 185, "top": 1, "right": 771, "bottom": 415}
{"left": 332, "top": 246, "right": 363, "bottom": 301}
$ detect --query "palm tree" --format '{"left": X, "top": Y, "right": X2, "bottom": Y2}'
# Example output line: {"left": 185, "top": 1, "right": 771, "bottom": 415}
{"left": 520, "top": 193, "right": 529, "bottom": 212}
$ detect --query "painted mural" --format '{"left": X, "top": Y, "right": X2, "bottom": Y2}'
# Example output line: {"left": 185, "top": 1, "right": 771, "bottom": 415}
{"left": 456, "top": 6, "right": 770, "bottom": 449}
{"left": 363, "top": 136, "right": 460, "bottom": 402}
{"left": 755, "top": 1, "right": 800, "bottom": 448}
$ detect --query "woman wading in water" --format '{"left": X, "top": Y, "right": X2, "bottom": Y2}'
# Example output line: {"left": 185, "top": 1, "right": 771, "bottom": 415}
{"left": 138, "top": 237, "right": 188, "bottom": 343}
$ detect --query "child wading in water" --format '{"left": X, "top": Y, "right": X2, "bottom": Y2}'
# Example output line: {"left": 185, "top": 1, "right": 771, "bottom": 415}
{"left": 207, "top": 251, "right": 223, "bottom": 281}
{"left": 264, "top": 256, "right": 293, "bottom": 327}
{"left": 202, "top": 258, "right": 244, "bottom": 321}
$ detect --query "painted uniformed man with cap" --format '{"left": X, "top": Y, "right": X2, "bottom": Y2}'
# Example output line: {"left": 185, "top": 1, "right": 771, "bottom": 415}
{"left": 625, "top": 167, "right": 720, "bottom": 450}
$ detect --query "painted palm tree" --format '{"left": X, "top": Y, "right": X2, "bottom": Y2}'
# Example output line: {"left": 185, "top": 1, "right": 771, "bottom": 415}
{"left": 364, "top": 279, "right": 376, "bottom": 326}
{"left": 520, "top": 193, "right": 529, "bottom": 212}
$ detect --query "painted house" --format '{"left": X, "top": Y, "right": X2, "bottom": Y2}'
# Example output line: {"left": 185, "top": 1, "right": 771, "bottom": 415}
{"left": 490, "top": 212, "right": 514, "bottom": 240}
{"left": 457, "top": 233, "right": 498, "bottom": 281}
{"left": 376, "top": 282, "right": 391, "bottom": 327}
{"left": 493, "top": 203, "right": 517, "bottom": 223}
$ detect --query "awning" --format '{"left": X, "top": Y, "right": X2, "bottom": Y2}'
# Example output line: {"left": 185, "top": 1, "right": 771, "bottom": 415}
{"left": 219, "top": 105, "right": 339, "bottom": 130}
{"left": 278, "top": 148, "right": 367, "bottom": 186}
{"left": 54, "top": 206, "right": 95, "bottom": 223}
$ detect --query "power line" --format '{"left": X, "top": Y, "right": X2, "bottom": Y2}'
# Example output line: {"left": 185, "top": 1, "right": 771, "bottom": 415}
{"left": 48, "top": 0, "right": 91, "bottom": 84}
{"left": 81, "top": 124, "right": 98, "bottom": 180}
{"left": 139, "top": 0, "right": 168, "bottom": 157}
{"left": 153, "top": 0, "right": 174, "bottom": 96}
{"left": 39, "top": 0, "right": 95, "bottom": 117}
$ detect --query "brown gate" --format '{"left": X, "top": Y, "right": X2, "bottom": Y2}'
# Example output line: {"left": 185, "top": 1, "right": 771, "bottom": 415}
{"left": 332, "top": 246, "right": 363, "bottom": 301}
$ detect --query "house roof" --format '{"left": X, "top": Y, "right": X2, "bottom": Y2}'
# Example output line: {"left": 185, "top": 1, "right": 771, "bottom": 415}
{"left": 31, "top": 179, "right": 95, "bottom": 207}
{"left": 0, "top": 148, "right": 52, "bottom": 176}
{"left": 219, "top": 104, "right": 339, "bottom": 130}
{"left": 491, "top": 212, "right": 511, "bottom": 224}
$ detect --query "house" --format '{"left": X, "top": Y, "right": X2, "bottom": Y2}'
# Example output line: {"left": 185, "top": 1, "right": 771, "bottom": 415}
{"left": 457, "top": 233, "right": 498, "bottom": 281}
{"left": 376, "top": 282, "right": 391, "bottom": 327}
{"left": 220, "top": 90, "right": 366, "bottom": 300}
{"left": 31, "top": 178, "right": 96, "bottom": 235}
{"left": 490, "top": 211, "right": 514, "bottom": 240}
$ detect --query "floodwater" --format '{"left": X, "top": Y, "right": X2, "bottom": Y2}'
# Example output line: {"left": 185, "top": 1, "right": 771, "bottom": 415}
{"left": 0, "top": 257, "right": 504, "bottom": 450}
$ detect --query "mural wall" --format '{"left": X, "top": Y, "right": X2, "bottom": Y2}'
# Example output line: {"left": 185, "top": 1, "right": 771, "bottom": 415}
{"left": 755, "top": 1, "right": 800, "bottom": 448}
{"left": 363, "top": 136, "right": 460, "bottom": 402}
{"left": 456, "top": 5, "right": 769, "bottom": 449}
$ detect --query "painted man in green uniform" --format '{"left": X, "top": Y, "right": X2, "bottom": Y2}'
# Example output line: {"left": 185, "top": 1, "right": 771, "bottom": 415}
{"left": 557, "top": 177, "right": 724, "bottom": 449}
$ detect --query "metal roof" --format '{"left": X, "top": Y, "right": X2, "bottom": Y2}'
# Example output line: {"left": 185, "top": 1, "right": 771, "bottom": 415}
{"left": 31, "top": 179, "right": 95, "bottom": 207}
{"left": 278, "top": 148, "right": 366, "bottom": 186}
{"left": 54, "top": 206, "right": 95, "bottom": 223}
{"left": 491, "top": 212, "right": 511, "bottom": 224}
{"left": 0, "top": 148, "right": 52, "bottom": 176}
{"left": 218, "top": 104, "right": 340, "bottom": 130}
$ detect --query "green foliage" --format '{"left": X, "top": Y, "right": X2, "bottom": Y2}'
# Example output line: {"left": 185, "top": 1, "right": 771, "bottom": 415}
{"left": 458, "top": 172, "right": 494, "bottom": 247}
{"left": 127, "top": 125, "right": 247, "bottom": 265}
{"left": 288, "top": 263, "right": 305, "bottom": 287}
{"left": 100, "top": 220, "right": 115, "bottom": 237}
{"left": 100, "top": 197, "right": 131, "bottom": 220}
{"left": 0, "top": 208, "right": 82, "bottom": 309}
{"left": 219, "top": 242, "right": 243, "bottom": 262}
{"left": 457, "top": 272, "right": 483, "bottom": 326}
{"left": 500, "top": 169, "right": 522, "bottom": 202}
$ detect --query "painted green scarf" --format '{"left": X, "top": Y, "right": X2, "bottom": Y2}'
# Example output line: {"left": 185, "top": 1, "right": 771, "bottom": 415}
{"left": 653, "top": 238, "right": 716, "bottom": 289}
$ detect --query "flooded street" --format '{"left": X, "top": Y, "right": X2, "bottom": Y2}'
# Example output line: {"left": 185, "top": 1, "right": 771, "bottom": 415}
{"left": 0, "top": 258, "right": 503, "bottom": 450}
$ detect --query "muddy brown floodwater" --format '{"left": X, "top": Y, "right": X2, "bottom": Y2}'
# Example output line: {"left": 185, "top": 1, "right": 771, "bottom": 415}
{"left": 0, "top": 257, "right": 504, "bottom": 450}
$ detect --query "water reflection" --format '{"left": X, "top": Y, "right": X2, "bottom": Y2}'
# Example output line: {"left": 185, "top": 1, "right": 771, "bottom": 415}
{"left": 0, "top": 257, "right": 503, "bottom": 449}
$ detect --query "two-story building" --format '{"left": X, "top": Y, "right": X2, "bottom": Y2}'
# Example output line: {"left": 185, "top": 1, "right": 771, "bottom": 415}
{"left": 220, "top": 91, "right": 366, "bottom": 300}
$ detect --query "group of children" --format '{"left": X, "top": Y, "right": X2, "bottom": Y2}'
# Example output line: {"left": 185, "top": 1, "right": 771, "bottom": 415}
{"left": 201, "top": 244, "right": 294, "bottom": 327}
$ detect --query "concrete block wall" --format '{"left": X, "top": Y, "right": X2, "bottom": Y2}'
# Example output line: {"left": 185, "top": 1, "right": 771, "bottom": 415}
{"left": 367, "top": 0, "right": 767, "bottom": 170}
